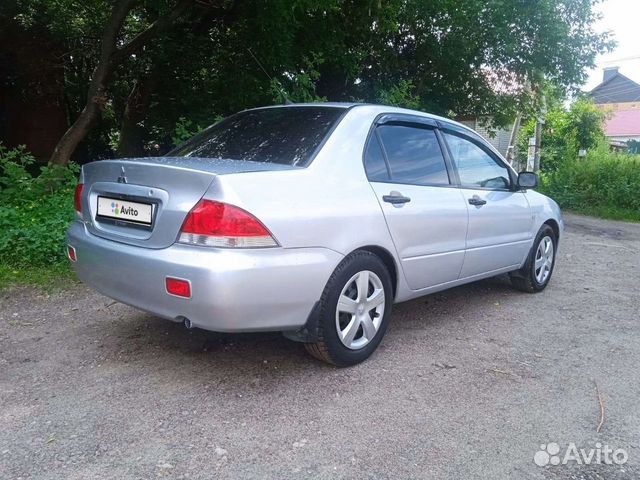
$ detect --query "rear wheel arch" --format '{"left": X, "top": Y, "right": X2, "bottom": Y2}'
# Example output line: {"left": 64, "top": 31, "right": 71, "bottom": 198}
{"left": 353, "top": 245, "right": 398, "bottom": 299}
{"left": 282, "top": 246, "right": 397, "bottom": 346}
{"left": 303, "top": 249, "right": 394, "bottom": 366}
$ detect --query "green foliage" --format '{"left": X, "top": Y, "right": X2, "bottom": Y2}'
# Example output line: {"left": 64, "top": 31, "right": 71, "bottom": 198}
{"left": 518, "top": 110, "right": 569, "bottom": 173}
{"left": 516, "top": 100, "right": 636, "bottom": 222}
{"left": 271, "top": 54, "right": 328, "bottom": 104}
{"left": 171, "top": 117, "right": 205, "bottom": 148}
{"left": 376, "top": 80, "right": 422, "bottom": 110}
{"left": 0, "top": 144, "right": 78, "bottom": 268}
{"left": 565, "top": 99, "right": 608, "bottom": 152}
{"left": 540, "top": 143, "right": 640, "bottom": 222}
{"left": 517, "top": 99, "right": 606, "bottom": 172}
{"left": 2, "top": 0, "right": 614, "bottom": 163}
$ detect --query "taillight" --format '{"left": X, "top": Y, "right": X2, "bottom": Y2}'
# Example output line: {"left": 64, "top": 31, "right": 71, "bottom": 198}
{"left": 179, "top": 200, "right": 277, "bottom": 248}
{"left": 74, "top": 183, "right": 84, "bottom": 214}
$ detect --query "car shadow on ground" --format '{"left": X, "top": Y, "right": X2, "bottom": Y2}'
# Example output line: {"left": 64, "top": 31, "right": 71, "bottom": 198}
{"left": 91, "top": 274, "right": 519, "bottom": 378}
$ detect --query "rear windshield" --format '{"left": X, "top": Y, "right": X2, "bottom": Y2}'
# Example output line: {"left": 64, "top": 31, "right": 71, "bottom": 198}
{"left": 169, "top": 106, "right": 345, "bottom": 167}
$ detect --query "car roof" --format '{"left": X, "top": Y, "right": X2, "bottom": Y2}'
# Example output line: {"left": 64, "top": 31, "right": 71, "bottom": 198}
{"left": 248, "top": 102, "right": 463, "bottom": 127}
{"left": 245, "top": 103, "right": 485, "bottom": 151}
{"left": 249, "top": 102, "right": 360, "bottom": 110}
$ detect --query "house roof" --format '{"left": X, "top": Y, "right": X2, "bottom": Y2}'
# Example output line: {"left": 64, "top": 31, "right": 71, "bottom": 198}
{"left": 590, "top": 71, "right": 640, "bottom": 104}
{"left": 604, "top": 109, "right": 640, "bottom": 136}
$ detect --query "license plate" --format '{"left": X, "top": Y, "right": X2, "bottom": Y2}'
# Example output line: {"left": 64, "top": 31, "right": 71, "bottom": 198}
{"left": 97, "top": 196, "right": 153, "bottom": 226}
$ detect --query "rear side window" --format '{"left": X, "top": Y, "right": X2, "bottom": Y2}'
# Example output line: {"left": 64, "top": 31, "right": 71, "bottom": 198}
{"left": 364, "top": 134, "right": 390, "bottom": 181}
{"left": 169, "top": 107, "right": 344, "bottom": 167}
{"left": 372, "top": 125, "right": 450, "bottom": 185}
{"left": 443, "top": 131, "right": 511, "bottom": 189}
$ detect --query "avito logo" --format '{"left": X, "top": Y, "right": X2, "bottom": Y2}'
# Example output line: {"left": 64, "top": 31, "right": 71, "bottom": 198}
{"left": 111, "top": 202, "right": 139, "bottom": 217}
{"left": 534, "top": 442, "right": 628, "bottom": 467}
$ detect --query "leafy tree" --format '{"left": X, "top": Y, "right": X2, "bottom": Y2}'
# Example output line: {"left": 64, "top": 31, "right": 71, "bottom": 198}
{"left": 517, "top": 98, "right": 607, "bottom": 172}
{"left": 567, "top": 98, "right": 609, "bottom": 152}
{"left": 0, "top": 0, "right": 614, "bottom": 166}
{"left": 376, "top": 81, "right": 422, "bottom": 110}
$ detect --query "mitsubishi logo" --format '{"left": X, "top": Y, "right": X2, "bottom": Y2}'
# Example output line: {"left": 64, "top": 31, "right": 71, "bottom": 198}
{"left": 117, "top": 166, "right": 127, "bottom": 184}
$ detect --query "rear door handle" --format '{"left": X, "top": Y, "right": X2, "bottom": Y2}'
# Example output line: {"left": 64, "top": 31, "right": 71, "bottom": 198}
{"left": 383, "top": 193, "right": 411, "bottom": 205}
{"left": 468, "top": 195, "right": 487, "bottom": 206}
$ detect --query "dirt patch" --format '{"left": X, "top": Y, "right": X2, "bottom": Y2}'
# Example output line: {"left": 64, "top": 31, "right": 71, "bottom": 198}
{"left": 1, "top": 214, "right": 639, "bottom": 479}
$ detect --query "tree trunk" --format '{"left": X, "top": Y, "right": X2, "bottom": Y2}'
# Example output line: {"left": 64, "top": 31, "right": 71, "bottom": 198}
{"left": 48, "top": 0, "right": 192, "bottom": 166}
{"left": 49, "top": 0, "right": 135, "bottom": 166}
{"left": 116, "top": 73, "right": 155, "bottom": 158}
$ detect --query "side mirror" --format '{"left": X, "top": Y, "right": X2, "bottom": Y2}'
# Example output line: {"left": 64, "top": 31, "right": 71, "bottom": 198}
{"left": 517, "top": 171, "right": 539, "bottom": 189}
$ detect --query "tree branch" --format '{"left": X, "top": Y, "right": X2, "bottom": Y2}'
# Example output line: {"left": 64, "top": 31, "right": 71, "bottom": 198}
{"left": 98, "top": 0, "right": 137, "bottom": 69}
{"left": 111, "top": 0, "right": 193, "bottom": 64}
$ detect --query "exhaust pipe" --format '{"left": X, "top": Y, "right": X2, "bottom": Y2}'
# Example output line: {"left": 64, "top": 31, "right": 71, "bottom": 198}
{"left": 183, "top": 317, "right": 194, "bottom": 330}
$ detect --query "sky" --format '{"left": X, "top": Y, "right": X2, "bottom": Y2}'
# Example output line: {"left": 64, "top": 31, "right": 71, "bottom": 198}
{"left": 583, "top": 0, "right": 640, "bottom": 91}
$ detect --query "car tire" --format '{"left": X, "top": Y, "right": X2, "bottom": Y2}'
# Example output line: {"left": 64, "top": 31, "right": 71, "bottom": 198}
{"left": 304, "top": 250, "right": 393, "bottom": 367}
{"left": 510, "top": 224, "right": 557, "bottom": 293}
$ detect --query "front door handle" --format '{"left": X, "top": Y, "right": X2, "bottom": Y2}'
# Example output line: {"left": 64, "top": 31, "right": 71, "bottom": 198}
{"left": 468, "top": 195, "right": 487, "bottom": 206}
{"left": 383, "top": 193, "right": 411, "bottom": 205}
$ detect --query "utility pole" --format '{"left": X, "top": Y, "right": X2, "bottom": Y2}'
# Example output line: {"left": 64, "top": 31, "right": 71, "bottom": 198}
{"left": 505, "top": 113, "right": 522, "bottom": 167}
{"left": 532, "top": 92, "right": 547, "bottom": 173}
{"left": 533, "top": 118, "right": 543, "bottom": 172}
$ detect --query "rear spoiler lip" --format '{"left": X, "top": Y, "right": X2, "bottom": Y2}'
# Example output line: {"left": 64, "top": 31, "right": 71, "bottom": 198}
{"left": 91, "top": 157, "right": 301, "bottom": 176}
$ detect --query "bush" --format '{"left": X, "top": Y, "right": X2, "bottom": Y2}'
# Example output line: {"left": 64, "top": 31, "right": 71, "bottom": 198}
{"left": 517, "top": 98, "right": 607, "bottom": 173}
{"left": 539, "top": 143, "right": 640, "bottom": 222}
{"left": 0, "top": 144, "right": 78, "bottom": 268}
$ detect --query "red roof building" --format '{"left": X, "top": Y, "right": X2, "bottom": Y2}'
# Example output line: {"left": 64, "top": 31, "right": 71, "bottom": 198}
{"left": 589, "top": 67, "right": 640, "bottom": 143}
{"left": 604, "top": 108, "right": 640, "bottom": 140}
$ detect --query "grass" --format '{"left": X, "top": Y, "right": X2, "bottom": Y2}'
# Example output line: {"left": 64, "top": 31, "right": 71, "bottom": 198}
{"left": 0, "top": 263, "right": 77, "bottom": 292}
{"left": 561, "top": 206, "right": 640, "bottom": 223}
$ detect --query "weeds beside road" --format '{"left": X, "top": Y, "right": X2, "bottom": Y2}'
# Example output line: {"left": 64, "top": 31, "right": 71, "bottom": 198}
{"left": 540, "top": 144, "right": 640, "bottom": 223}
{"left": 1, "top": 213, "right": 639, "bottom": 479}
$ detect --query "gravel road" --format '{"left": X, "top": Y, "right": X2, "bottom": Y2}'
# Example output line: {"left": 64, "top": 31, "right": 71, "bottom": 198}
{"left": 1, "top": 213, "right": 639, "bottom": 479}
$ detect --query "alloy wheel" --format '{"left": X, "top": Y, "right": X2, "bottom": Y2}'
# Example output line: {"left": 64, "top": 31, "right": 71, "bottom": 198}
{"left": 534, "top": 235, "right": 554, "bottom": 284}
{"left": 335, "top": 270, "right": 386, "bottom": 350}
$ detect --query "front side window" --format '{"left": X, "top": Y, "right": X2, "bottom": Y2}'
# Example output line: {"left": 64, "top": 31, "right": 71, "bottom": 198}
{"left": 169, "top": 106, "right": 344, "bottom": 166}
{"left": 443, "top": 132, "right": 511, "bottom": 189}
{"left": 369, "top": 124, "right": 449, "bottom": 185}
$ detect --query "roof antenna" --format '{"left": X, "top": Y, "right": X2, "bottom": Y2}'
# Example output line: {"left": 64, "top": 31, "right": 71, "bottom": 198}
{"left": 247, "top": 48, "right": 293, "bottom": 105}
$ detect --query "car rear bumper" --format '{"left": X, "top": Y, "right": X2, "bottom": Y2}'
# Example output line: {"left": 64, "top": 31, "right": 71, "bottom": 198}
{"left": 67, "top": 221, "right": 342, "bottom": 332}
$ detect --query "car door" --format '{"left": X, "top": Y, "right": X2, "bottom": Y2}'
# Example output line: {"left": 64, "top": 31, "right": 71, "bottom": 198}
{"left": 365, "top": 115, "right": 469, "bottom": 290}
{"left": 440, "top": 126, "right": 533, "bottom": 278}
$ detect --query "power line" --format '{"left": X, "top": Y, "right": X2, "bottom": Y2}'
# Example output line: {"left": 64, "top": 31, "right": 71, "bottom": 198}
{"left": 601, "top": 54, "right": 640, "bottom": 64}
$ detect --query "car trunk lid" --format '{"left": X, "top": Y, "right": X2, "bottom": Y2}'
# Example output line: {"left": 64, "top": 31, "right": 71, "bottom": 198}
{"left": 81, "top": 157, "right": 296, "bottom": 248}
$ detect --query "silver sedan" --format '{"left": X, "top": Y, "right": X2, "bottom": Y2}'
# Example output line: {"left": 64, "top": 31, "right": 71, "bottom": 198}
{"left": 67, "top": 103, "right": 563, "bottom": 366}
